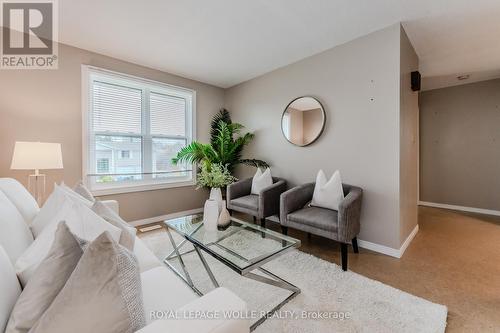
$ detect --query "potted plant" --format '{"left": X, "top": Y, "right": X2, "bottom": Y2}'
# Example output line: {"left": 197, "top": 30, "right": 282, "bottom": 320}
{"left": 195, "top": 163, "right": 236, "bottom": 230}
{"left": 172, "top": 110, "right": 268, "bottom": 228}
{"left": 196, "top": 162, "right": 236, "bottom": 207}
{"left": 172, "top": 109, "right": 269, "bottom": 173}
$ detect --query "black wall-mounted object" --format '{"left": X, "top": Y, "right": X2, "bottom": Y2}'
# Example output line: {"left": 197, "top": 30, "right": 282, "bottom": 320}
{"left": 411, "top": 71, "right": 421, "bottom": 91}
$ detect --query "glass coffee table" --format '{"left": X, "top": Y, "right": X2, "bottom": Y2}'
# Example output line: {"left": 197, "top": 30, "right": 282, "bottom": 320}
{"left": 163, "top": 214, "right": 301, "bottom": 330}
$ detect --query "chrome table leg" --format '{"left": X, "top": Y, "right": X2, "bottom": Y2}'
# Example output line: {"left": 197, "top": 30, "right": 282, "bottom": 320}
{"left": 194, "top": 245, "right": 220, "bottom": 288}
{"left": 244, "top": 267, "right": 301, "bottom": 331}
{"left": 165, "top": 227, "right": 194, "bottom": 287}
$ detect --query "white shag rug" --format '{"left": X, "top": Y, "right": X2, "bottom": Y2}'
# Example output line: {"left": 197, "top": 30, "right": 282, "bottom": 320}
{"left": 140, "top": 229, "right": 447, "bottom": 333}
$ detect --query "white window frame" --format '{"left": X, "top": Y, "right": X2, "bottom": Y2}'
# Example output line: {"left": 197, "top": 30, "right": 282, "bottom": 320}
{"left": 82, "top": 65, "right": 196, "bottom": 196}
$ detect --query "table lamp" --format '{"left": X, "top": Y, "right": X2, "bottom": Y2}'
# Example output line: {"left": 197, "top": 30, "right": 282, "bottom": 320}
{"left": 10, "top": 141, "right": 63, "bottom": 205}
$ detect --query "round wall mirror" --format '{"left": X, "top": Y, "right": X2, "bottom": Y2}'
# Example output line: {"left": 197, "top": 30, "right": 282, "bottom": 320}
{"left": 281, "top": 96, "right": 326, "bottom": 146}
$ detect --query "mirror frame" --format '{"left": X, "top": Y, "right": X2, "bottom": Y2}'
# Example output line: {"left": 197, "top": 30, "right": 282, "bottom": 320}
{"left": 281, "top": 96, "right": 326, "bottom": 147}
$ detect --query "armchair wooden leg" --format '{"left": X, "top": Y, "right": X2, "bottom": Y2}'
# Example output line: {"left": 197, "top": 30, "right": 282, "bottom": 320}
{"left": 253, "top": 216, "right": 256, "bottom": 223}
{"left": 341, "top": 243, "right": 348, "bottom": 271}
{"left": 352, "top": 237, "right": 359, "bottom": 253}
{"left": 228, "top": 209, "right": 233, "bottom": 216}
{"left": 260, "top": 218, "right": 266, "bottom": 238}
{"left": 281, "top": 226, "right": 288, "bottom": 235}
{"left": 307, "top": 232, "right": 311, "bottom": 240}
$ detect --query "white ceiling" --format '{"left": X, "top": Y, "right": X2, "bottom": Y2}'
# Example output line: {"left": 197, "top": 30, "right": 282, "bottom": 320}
{"left": 58, "top": 0, "right": 500, "bottom": 88}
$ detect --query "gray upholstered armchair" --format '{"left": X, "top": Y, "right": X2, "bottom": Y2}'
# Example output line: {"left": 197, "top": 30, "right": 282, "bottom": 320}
{"left": 227, "top": 177, "right": 287, "bottom": 228}
{"left": 280, "top": 182, "right": 363, "bottom": 271}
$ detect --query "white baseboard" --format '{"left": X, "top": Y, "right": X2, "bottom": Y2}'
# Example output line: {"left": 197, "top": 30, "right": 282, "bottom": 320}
{"left": 130, "top": 208, "right": 203, "bottom": 227}
{"left": 418, "top": 201, "right": 500, "bottom": 217}
{"left": 357, "top": 239, "right": 400, "bottom": 258}
{"left": 357, "top": 224, "right": 419, "bottom": 259}
{"left": 398, "top": 224, "right": 419, "bottom": 257}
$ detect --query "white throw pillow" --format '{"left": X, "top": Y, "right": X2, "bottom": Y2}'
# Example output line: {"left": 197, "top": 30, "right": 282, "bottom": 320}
{"left": 251, "top": 168, "right": 273, "bottom": 195}
{"left": 92, "top": 200, "right": 136, "bottom": 251}
{"left": 30, "top": 184, "right": 93, "bottom": 237}
{"left": 15, "top": 199, "right": 121, "bottom": 287}
{"left": 59, "top": 183, "right": 93, "bottom": 207}
{"left": 311, "top": 170, "right": 345, "bottom": 211}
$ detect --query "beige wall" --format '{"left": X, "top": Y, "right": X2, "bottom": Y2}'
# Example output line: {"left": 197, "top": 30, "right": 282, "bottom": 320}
{"left": 399, "top": 26, "right": 419, "bottom": 245}
{"left": 420, "top": 78, "right": 500, "bottom": 211}
{"left": 0, "top": 39, "right": 224, "bottom": 221}
{"left": 225, "top": 24, "right": 406, "bottom": 249}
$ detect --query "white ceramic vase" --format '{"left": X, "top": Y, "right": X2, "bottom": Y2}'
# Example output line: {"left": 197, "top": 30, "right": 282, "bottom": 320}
{"left": 203, "top": 199, "right": 219, "bottom": 231}
{"left": 217, "top": 200, "right": 231, "bottom": 228}
{"left": 209, "top": 187, "right": 223, "bottom": 212}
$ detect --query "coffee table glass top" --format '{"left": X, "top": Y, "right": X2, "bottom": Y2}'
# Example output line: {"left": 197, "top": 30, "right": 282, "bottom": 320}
{"left": 164, "top": 214, "right": 301, "bottom": 274}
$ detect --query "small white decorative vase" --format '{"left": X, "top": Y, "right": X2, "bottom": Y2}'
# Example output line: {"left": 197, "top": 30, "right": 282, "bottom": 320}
{"left": 217, "top": 200, "right": 231, "bottom": 229}
{"left": 209, "top": 187, "right": 223, "bottom": 212}
{"left": 203, "top": 199, "right": 219, "bottom": 231}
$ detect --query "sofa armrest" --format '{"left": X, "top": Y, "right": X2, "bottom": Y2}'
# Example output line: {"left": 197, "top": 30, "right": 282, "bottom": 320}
{"left": 100, "top": 200, "right": 119, "bottom": 215}
{"left": 259, "top": 178, "right": 287, "bottom": 218}
{"left": 137, "top": 287, "right": 249, "bottom": 333}
{"left": 280, "top": 183, "right": 315, "bottom": 225}
{"left": 227, "top": 178, "right": 252, "bottom": 202}
{"left": 338, "top": 185, "right": 363, "bottom": 243}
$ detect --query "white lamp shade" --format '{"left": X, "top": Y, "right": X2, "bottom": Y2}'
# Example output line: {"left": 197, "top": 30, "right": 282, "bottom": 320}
{"left": 11, "top": 142, "right": 63, "bottom": 170}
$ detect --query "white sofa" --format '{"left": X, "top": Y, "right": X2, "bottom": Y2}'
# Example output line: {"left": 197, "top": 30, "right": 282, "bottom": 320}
{"left": 0, "top": 178, "right": 249, "bottom": 333}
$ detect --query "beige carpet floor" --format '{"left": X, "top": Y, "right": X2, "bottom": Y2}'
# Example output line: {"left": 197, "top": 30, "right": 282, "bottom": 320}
{"left": 139, "top": 225, "right": 447, "bottom": 332}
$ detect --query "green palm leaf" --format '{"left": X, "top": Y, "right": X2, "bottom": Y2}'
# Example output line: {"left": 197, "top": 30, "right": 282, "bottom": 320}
{"left": 239, "top": 159, "right": 269, "bottom": 168}
{"left": 171, "top": 142, "right": 217, "bottom": 165}
{"left": 210, "top": 109, "right": 232, "bottom": 144}
{"left": 172, "top": 109, "right": 268, "bottom": 173}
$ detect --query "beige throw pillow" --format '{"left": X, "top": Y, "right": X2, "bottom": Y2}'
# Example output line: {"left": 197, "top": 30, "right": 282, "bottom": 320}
{"left": 6, "top": 222, "right": 85, "bottom": 333}
{"left": 30, "top": 232, "right": 146, "bottom": 333}
{"left": 92, "top": 200, "right": 136, "bottom": 250}
{"left": 72, "top": 181, "right": 95, "bottom": 202}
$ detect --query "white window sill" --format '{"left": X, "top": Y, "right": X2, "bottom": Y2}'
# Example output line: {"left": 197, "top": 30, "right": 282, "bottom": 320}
{"left": 91, "top": 180, "right": 196, "bottom": 196}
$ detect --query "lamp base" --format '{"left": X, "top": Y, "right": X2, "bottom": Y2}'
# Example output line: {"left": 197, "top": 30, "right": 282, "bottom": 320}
{"left": 28, "top": 172, "right": 46, "bottom": 206}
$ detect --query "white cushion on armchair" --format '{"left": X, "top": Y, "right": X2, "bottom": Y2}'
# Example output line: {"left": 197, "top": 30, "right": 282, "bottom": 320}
{"left": 134, "top": 239, "right": 162, "bottom": 273}
{"left": 141, "top": 266, "right": 198, "bottom": 323}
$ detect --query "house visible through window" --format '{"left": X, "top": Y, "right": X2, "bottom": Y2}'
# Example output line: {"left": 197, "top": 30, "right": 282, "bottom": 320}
{"left": 83, "top": 66, "right": 195, "bottom": 194}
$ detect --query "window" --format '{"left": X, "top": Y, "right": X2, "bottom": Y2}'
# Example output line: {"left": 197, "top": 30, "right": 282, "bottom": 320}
{"left": 83, "top": 66, "right": 195, "bottom": 195}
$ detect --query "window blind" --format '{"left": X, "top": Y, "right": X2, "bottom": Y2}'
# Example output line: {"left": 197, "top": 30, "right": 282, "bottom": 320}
{"left": 92, "top": 81, "right": 142, "bottom": 134}
{"left": 149, "top": 92, "right": 186, "bottom": 136}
